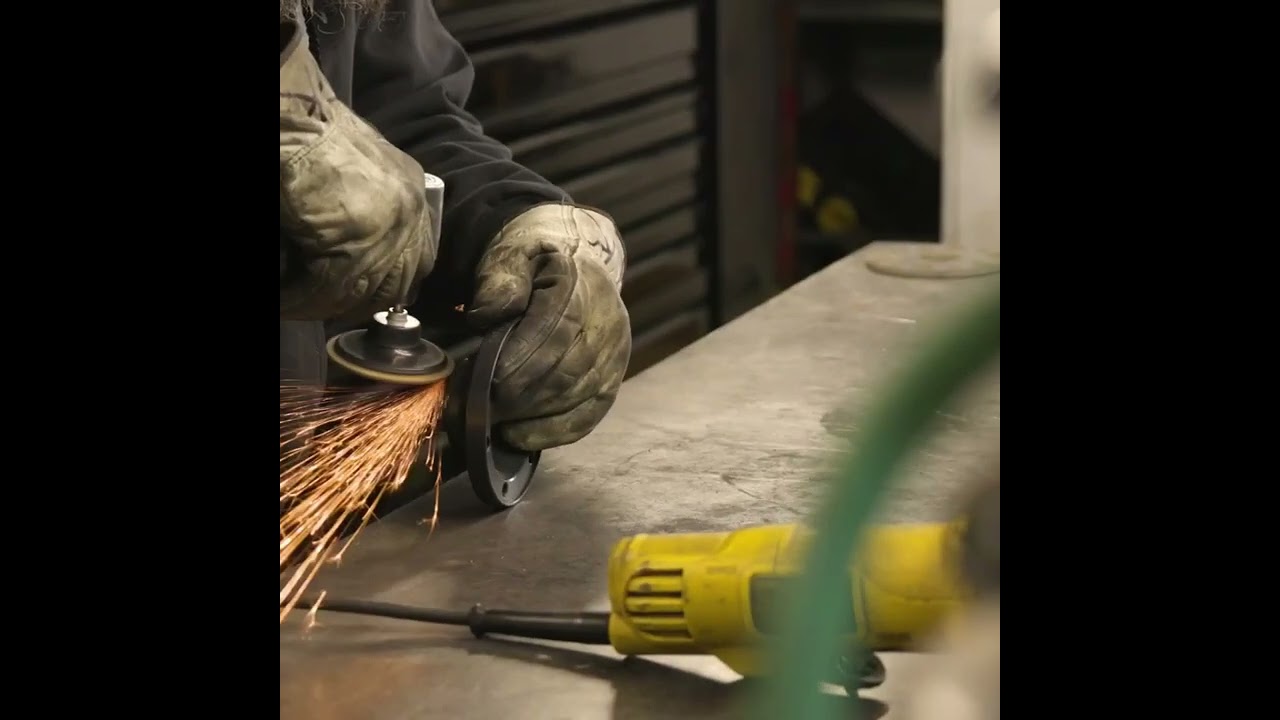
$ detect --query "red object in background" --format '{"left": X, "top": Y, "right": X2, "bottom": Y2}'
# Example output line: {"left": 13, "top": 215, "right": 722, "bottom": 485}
{"left": 775, "top": 0, "right": 798, "bottom": 288}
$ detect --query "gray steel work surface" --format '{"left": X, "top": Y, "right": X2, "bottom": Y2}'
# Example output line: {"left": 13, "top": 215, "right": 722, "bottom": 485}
{"left": 279, "top": 244, "right": 1001, "bottom": 720}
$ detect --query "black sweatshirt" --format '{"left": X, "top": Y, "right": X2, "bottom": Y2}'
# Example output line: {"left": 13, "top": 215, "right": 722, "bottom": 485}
{"left": 307, "top": 0, "right": 568, "bottom": 306}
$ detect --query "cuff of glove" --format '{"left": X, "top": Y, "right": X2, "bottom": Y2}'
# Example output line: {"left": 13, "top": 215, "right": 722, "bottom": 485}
{"left": 281, "top": 20, "right": 304, "bottom": 68}
{"left": 495, "top": 203, "right": 627, "bottom": 288}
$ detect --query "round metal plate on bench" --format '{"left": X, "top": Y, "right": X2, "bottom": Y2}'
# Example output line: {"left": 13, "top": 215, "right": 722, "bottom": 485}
{"left": 865, "top": 244, "right": 1000, "bottom": 280}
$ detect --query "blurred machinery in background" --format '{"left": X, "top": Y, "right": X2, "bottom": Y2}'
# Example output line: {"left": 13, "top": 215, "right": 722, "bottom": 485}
{"left": 899, "top": 3, "right": 999, "bottom": 716}
{"left": 793, "top": 1, "right": 944, "bottom": 278}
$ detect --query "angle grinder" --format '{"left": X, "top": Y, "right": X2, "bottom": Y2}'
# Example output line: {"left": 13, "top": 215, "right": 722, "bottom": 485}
{"left": 295, "top": 520, "right": 976, "bottom": 694}
{"left": 321, "top": 173, "right": 539, "bottom": 511}
{"left": 325, "top": 306, "right": 539, "bottom": 511}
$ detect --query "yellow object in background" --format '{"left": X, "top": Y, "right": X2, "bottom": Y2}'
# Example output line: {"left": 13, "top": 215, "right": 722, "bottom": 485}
{"left": 815, "top": 195, "right": 859, "bottom": 236}
{"left": 606, "top": 522, "right": 968, "bottom": 677}
{"left": 797, "top": 165, "right": 860, "bottom": 236}
{"left": 797, "top": 166, "right": 822, "bottom": 209}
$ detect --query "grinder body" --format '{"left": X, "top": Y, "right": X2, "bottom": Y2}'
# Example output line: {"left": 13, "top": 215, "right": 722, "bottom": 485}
{"left": 605, "top": 522, "right": 969, "bottom": 677}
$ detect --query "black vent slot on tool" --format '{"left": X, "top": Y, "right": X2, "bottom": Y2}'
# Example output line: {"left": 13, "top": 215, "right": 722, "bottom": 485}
{"left": 623, "top": 569, "right": 692, "bottom": 639}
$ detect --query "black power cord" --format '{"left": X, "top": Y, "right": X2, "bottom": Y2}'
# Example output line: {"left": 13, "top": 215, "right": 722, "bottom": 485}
{"left": 293, "top": 597, "right": 888, "bottom": 690}
{"left": 292, "top": 597, "right": 613, "bottom": 645}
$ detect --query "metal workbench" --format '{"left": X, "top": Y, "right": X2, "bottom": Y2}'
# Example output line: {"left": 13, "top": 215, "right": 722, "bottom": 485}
{"left": 279, "top": 245, "right": 1000, "bottom": 720}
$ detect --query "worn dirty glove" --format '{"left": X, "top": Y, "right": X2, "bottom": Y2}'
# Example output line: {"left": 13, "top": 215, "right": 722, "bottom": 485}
{"left": 468, "top": 204, "right": 631, "bottom": 452}
{"left": 279, "top": 20, "right": 437, "bottom": 321}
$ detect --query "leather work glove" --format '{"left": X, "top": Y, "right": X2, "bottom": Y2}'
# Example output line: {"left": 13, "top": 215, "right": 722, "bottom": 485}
{"left": 468, "top": 204, "right": 631, "bottom": 452}
{"left": 279, "top": 20, "right": 437, "bottom": 321}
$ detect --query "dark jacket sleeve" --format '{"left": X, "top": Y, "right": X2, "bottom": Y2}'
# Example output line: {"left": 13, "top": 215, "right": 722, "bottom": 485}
{"left": 348, "top": 0, "right": 568, "bottom": 305}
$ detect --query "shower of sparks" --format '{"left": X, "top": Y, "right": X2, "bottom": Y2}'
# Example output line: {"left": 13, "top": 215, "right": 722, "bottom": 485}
{"left": 280, "top": 381, "right": 447, "bottom": 624}
{"left": 305, "top": 590, "right": 327, "bottom": 631}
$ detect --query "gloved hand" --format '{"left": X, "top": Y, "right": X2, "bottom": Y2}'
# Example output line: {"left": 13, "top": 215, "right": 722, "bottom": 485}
{"left": 468, "top": 204, "right": 631, "bottom": 452}
{"left": 279, "top": 20, "right": 437, "bottom": 321}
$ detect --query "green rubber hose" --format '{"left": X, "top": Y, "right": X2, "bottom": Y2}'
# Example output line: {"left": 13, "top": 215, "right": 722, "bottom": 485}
{"left": 758, "top": 281, "right": 1000, "bottom": 720}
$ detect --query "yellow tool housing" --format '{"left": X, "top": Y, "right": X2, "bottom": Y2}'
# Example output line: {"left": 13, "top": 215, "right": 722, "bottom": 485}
{"left": 605, "top": 522, "right": 967, "bottom": 677}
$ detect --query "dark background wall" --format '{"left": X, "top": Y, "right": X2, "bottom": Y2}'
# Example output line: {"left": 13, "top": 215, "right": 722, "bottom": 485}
{"left": 435, "top": 0, "right": 942, "bottom": 374}
{"left": 437, "top": 0, "right": 717, "bottom": 377}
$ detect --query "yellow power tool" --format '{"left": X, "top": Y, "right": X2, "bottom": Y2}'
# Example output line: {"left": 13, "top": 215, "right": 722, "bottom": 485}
{"left": 300, "top": 521, "right": 969, "bottom": 687}
{"left": 606, "top": 522, "right": 967, "bottom": 675}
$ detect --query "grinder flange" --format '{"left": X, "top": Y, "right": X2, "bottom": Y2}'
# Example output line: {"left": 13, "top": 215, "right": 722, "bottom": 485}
{"left": 327, "top": 308, "right": 454, "bottom": 385}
